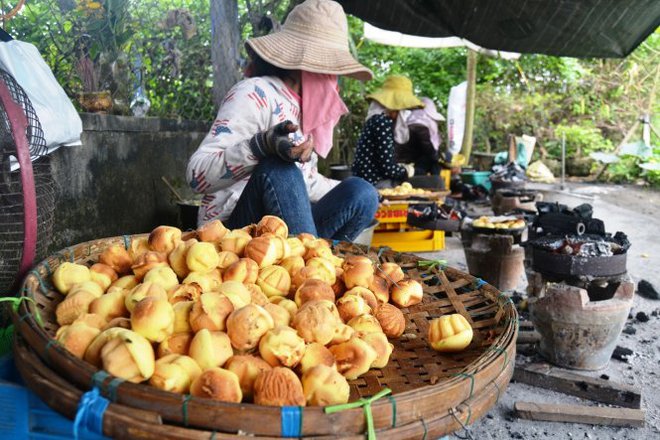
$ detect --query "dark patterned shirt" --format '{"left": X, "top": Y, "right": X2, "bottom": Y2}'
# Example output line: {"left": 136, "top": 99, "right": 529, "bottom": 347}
{"left": 352, "top": 114, "right": 407, "bottom": 185}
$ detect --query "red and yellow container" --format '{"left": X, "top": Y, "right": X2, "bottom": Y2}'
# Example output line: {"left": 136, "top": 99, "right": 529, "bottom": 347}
{"left": 373, "top": 202, "right": 445, "bottom": 252}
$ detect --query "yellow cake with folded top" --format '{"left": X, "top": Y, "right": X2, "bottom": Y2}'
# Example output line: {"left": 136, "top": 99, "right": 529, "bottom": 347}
{"left": 428, "top": 313, "right": 473, "bottom": 352}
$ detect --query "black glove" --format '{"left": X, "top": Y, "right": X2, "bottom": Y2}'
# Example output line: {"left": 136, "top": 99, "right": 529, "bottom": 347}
{"left": 249, "top": 120, "right": 299, "bottom": 162}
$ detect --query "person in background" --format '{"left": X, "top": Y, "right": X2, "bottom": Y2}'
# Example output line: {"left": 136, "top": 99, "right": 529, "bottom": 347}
{"left": 186, "top": 0, "right": 378, "bottom": 240}
{"left": 351, "top": 75, "right": 422, "bottom": 188}
{"left": 396, "top": 96, "right": 445, "bottom": 176}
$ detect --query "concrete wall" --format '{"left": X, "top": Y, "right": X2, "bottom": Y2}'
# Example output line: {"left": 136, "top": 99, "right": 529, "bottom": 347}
{"left": 48, "top": 113, "right": 208, "bottom": 252}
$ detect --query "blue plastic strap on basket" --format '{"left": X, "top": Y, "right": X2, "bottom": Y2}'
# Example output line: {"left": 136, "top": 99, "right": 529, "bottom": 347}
{"left": 73, "top": 387, "right": 109, "bottom": 439}
{"left": 472, "top": 278, "right": 487, "bottom": 289}
{"left": 281, "top": 406, "right": 303, "bottom": 437}
{"left": 107, "top": 377, "right": 124, "bottom": 402}
{"left": 43, "top": 261, "right": 52, "bottom": 276}
{"left": 332, "top": 239, "right": 340, "bottom": 247}
{"left": 209, "top": 431, "right": 217, "bottom": 440}
{"left": 451, "top": 372, "right": 475, "bottom": 399}
{"left": 123, "top": 235, "right": 131, "bottom": 250}
{"left": 182, "top": 394, "right": 193, "bottom": 426}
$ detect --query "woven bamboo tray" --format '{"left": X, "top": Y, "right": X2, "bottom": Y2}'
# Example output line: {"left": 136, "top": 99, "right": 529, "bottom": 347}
{"left": 13, "top": 235, "right": 518, "bottom": 438}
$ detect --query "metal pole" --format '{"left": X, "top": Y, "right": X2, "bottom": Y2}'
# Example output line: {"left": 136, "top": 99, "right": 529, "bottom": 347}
{"left": 561, "top": 132, "right": 566, "bottom": 190}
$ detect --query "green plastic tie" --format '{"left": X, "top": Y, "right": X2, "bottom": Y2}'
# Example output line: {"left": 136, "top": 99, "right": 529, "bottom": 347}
{"left": 451, "top": 372, "right": 475, "bottom": 399}
{"left": 182, "top": 394, "right": 193, "bottom": 426}
{"left": 210, "top": 431, "right": 217, "bottom": 440}
{"left": 417, "top": 259, "right": 447, "bottom": 271}
{"left": 43, "top": 261, "right": 52, "bottom": 276}
{"left": 324, "top": 387, "right": 392, "bottom": 440}
{"left": 123, "top": 235, "right": 131, "bottom": 250}
{"left": 0, "top": 296, "right": 43, "bottom": 327}
{"left": 421, "top": 418, "right": 428, "bottom": 440}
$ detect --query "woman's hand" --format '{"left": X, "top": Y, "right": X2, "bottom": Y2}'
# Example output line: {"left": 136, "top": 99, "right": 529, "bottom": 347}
{"left": 290, "top": 134, "right": 314, "bottom": 163}
{"left": 249, "top": 120, "right": 312, "bottom": 163}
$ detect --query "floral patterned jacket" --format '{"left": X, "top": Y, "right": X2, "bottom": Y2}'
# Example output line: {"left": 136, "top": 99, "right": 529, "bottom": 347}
{"left": 186, "top": 76, "right": 339, "bottom": 225}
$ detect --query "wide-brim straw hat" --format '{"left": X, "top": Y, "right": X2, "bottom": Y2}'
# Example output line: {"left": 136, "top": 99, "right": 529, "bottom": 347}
{"left": 246, "top": 0, "right": 373, "bottom": 81}
{"left": 367, "top": 75, "right": 424, "bottom": 110}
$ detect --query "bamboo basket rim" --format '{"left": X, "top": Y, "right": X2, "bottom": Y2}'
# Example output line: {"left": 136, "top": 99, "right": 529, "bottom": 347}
{"left": 14, "top": 234, "right": 518, "bottom": 437}
{"left": 13, "top": 332, "right": 514, "bottom": 439}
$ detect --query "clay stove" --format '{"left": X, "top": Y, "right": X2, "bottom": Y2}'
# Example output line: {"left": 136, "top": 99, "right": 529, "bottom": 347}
{"left": 527, "top": 233, "right": 633, "bottom": 370}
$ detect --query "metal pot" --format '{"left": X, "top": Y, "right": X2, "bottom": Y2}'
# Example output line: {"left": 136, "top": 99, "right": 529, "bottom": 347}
{"left": 329, "top": 164, "right": 352, "bottom": 181}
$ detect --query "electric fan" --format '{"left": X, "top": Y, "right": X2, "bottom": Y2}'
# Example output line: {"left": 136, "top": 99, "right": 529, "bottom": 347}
{"left": 0, "top": 67, "right": 56, "bottom": 326}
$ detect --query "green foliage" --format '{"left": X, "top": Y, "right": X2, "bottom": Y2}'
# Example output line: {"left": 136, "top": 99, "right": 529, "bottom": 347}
{"left": 548, "top": 123, "right": 614, "bottom": 157}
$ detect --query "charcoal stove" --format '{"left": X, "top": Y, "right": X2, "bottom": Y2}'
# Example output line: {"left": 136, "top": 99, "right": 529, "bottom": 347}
{"left": 462, "top": 217, "right": 528, "bottom": 291}
{"left": 525, "top": 223, "right": 633, "bottom": 370}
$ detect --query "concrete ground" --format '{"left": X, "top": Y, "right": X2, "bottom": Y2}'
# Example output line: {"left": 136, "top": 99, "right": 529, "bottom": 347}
{"left": 416, "top": 182, "right": 660, "bottom": 440}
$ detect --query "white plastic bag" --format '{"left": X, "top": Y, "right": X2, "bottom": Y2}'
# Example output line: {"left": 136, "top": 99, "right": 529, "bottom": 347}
{"left": 447, "top": 81, "right": 467, "bottom": 156}
{"left": 0, "top": 40, "right": 82, "bottom": 148}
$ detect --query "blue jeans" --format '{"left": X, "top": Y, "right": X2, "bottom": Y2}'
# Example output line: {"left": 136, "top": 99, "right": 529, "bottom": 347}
{"left": 226, "top": 157, "right": 379, "bottom": 240}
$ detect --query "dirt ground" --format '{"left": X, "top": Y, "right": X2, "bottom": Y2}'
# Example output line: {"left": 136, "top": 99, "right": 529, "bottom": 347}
{"left": 418, "top": 182, "right": 660, "bottom": 440}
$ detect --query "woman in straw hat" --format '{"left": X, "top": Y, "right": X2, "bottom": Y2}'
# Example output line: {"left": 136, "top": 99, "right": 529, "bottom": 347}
{"left": 186, "top": 0, "right": 378, "bottom": 240}
{"left": 351, "top": 75, "right": 423, "bottom": 188}
{"left": 396, "top": 96, "right": 446, "bottom": 176}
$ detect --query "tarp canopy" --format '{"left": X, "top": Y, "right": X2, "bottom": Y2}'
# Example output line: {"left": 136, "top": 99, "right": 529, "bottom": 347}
{"left": 339, "top": 0, "right": 660, "bottom": 58}
{"left": 364, "top": 23, "right": 521, "bottom": 59}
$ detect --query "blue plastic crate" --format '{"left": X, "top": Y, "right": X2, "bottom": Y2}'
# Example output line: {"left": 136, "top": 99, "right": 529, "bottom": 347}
{"left": 0, "top": 353, "right": 108, "bottom": 440}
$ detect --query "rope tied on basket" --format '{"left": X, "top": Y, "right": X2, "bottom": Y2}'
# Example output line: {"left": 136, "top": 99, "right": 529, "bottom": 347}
{"left": 486, "top": 346, "right": 509, "bottom": 374}
{"left": 30, "top": 268, "right": 49, "bottom": 294}
{"left": 417, "top": 259, "right": 447, "bottom": 271}
{"left": 44, "top": 338, "right": 61, "bottom": 364}
{"left": 182, "top": 394, "right": 193, "bottom": 426}
{"left": 421, "top": 417, "right": 428, "bottom": 440}
{"left": 451, "top": 372, "right": 475, "bottom": 399}
{"left": 0, "top": 295, "right": 43, "bottom": 327}
{"left": 73, "top": 387, "right": 109, "bottom": 439}
{"left": 324, "top": 387, "right": 393, "bottom": 440}
{"left": 281, "top": 406, "right": 304, "bottom": 437}
{"left": 449, "top": 406, "right": 474, "bottom": 440}
{"left": 497, "top": 292, "right": 514, "bottom": 307}
{"left": 91, "top": 370, "right": 110, "bottom": 389}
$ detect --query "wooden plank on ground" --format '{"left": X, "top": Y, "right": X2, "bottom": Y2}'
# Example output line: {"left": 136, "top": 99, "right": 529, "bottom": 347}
{"left": 515, "top": 401, "right": 645, "bottom": 428}
{"left": 516, "top": 331, "right": 541, "bottom": 345}
{"left": 513, "top": 362, "right": 641, "bottom": 409}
